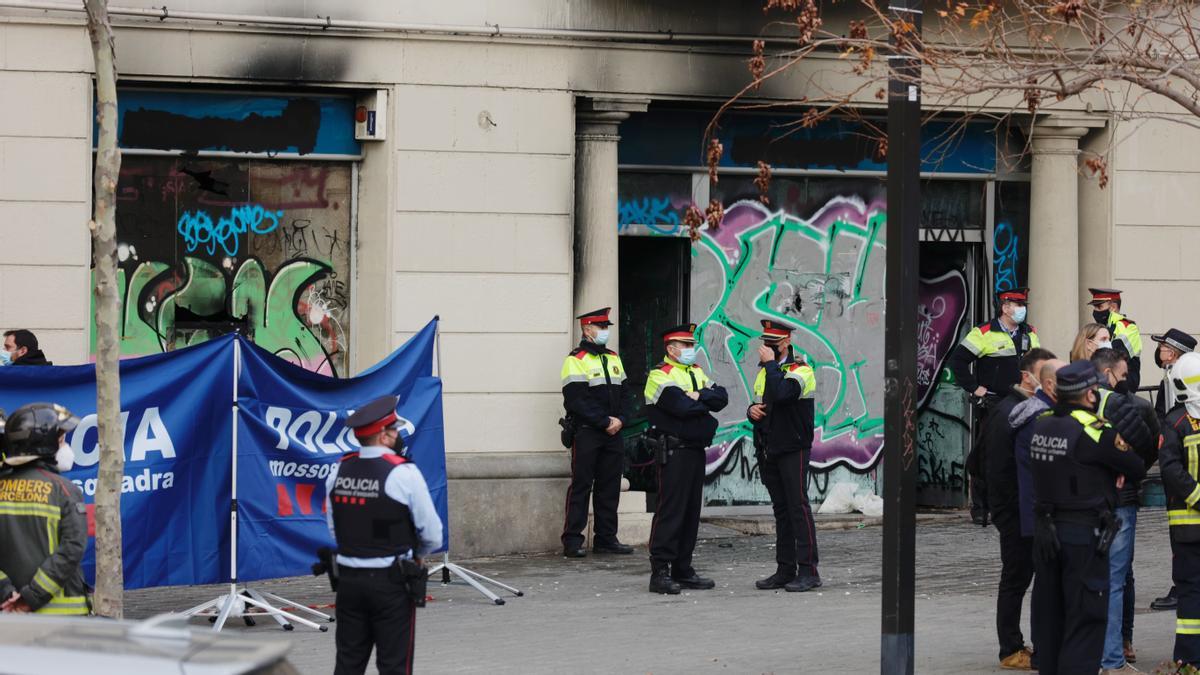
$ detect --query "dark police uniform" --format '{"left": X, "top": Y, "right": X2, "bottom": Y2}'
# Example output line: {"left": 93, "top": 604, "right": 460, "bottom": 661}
{"left": 1158, "top": 403, "right": 1200, "bottom": 666}
{"left": 325, "top": 395, "right": 443, "bottom": 675}
{"left": 644, "top": 323, "right": 728, "bottom": 594}
{"left": 1089, "top": 288, "right": 1143, "bottom": 392}
{"left": 948, "top": 287, "right": 1039, "bottom": 525}
{"left": 0, "top": 404, "right": 88, "bottom": 616}
{"left": 1028, "top": 362, "right": 1147, "bottom": 675}
{"left": 748, "top": 319, "right": 821, "bottom": 592}
{"left": 1153, "top": 329, "right": 1196, "bottom": 420}
{"left": 560, "top": 307, "right": 631, "bottom": 557}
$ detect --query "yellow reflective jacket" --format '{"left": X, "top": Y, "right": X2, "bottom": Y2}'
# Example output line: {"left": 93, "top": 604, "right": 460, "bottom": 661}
{"left": 946, "top": 318, "right": 1040, "bottom": 394}
{"left": 560, "top": 341, "right": 627, "bottom": 430}
{"left": 1161, "top": 408, "right": 1200, "bottom": 540}
{"left": 644, "top": 357, "right": 728, "bottom": 447}
{"left": 750, "top": 355, "right": 817, "bottom": 454}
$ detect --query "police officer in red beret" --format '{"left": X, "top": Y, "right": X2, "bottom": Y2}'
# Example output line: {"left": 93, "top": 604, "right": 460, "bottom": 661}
{"left": 325, "top": 395, "right": 443, "bottom": 675}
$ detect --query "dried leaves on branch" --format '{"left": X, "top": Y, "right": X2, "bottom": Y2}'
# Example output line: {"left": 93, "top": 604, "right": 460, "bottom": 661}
{"left": 710, "top": 0, "right": 1200, "bottom": 180}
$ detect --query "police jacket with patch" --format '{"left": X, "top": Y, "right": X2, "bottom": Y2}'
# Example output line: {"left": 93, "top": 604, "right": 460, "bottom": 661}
{"left": 1028, "top": 406, "right": 1146, "bottom": 519}
{"left": 644, "top": 357, "right": 729, "bottom": 447}
{"left": 0, "top": 462, "right": 89, "bottom": 614}
{"left": 748, "top": 351, "right": 817, "bottom": 455}
{"left": 947, "top": 319, "right": 1039, "bottom": 395}
{"left": 1159, "top": 407, "right": 1200, "bottom": 542}
{"left": 325, "top": 447, "right": 444, "bottom": 565}
{"left": 1105, "top": 311, "right": 1143, "bottom": 391}
{"left": 1095, "top": 387, "right": 1159, "bottom": 507}
{"left": 560, "top": 341, "right": 627, "bottom": 431}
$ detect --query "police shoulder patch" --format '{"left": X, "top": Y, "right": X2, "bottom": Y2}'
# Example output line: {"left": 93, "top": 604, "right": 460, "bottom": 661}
{"left": 978, "top": 322, "right": 993, "bottom": 334}
{"left": 340, "top": 452, "right": 360, "bottom": 462}
{"left": 1027, "top": 324, "right": 1037, "bottom": 333}
{"left": 570, "top": 349, "right": 588, "bottom": 359}
{"left": 656, "top": 362, "right": 674, "bottom": 374}
{"left": 381, "top": 454, "right": 407, "bottom": 466}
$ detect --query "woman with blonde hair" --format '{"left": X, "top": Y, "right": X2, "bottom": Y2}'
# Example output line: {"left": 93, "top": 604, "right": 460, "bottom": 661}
{"left": 1070, "top": 322, "right": 1113, "bottom": 362}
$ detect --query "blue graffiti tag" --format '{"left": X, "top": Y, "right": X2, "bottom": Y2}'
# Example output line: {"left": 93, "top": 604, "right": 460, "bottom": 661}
{"left": 618, "top": 196, "right": 681, "bottom": 235}
{"left": 993, "top": 220, "right": 1019, "bottom": 293}
{"left": 177, "top": 204, "right": 283, "bottom": 257}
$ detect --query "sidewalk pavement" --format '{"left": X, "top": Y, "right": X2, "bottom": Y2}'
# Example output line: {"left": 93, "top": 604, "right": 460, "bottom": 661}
{"left": 126, "top": 512, "right": 1179, "bottom": 674}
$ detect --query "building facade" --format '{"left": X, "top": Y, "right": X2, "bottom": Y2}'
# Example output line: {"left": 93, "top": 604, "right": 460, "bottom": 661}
{"left": 0, "top": 1, "right": 1190, "bottom": 556}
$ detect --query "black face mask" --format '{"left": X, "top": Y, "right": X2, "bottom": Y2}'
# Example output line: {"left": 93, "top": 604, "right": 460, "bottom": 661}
{"left": 1113, "top": 380, "right": 1131, "bottom": 395}
{"left": 1155, "top": 350, "right": 1165, "bottom": 369}
{"left": 1092, "top": 309, "right": 1110, "bottom": 324}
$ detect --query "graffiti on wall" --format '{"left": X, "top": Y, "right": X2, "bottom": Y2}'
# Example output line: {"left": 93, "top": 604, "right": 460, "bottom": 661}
{"left": 97, "top": 158, "right": 352, "bottom": 375}
{"left": 993, "top": 220, "right": 1019, "bottom": 294}
{"left": 681, "top": 197, "right": 970, "bottom": 506}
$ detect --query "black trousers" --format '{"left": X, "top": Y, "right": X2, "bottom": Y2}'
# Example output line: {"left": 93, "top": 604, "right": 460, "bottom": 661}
{"left": 759, "top": 449, "right": 819, "bottom": 576}
{"left": 994, "top": 517, "right": 1035, "bottom": 659}
{"left": 649, "top": 446, "right": 705, "bottom": 576}
{"left": 561, "top": 427, "right": 623, "bottom": 549}
{"left": 335, "top": 570, "right": 416, "bottom": 675}
{"left": 1123, "top": 565, "right": 1135, "bottom": 643}
{"left": 1032, "top": 523, "right": 1108, "bottom": 675}
{"left": 1173, "top": 538, "right": 1200, "bottom": 666}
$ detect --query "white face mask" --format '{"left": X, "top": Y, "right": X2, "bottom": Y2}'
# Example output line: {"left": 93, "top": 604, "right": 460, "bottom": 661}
{"left": 1011, "top": 306, "right": 1027, "bottom": 324}
{"left": 0, "top": 350, "right": 10, "bottom": 367}
{"left": 54, "top": 443, "right": 75, "bottom": 472}
{"left": 1095, "top": 339, "right": 1113, "bottom": 350}
{"left": 592, "top": 329, "right": 610, "bottom": 346}
{"left": 677, "top": 347, "right": 697, "bottom": 366}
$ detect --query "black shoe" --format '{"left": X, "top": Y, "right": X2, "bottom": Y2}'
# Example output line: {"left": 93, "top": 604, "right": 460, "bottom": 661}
{"left": 755, "top": 568, "right": 797, "bottom": 590}
{"left": 1151, "top": 590, "right": 1178, "bottom": 611}
{"left": 784, "top": 575, "right": 822, "bottom": 592}
{"left": 673, "top": 574, "right": 716, "bottom": 590}
{"left": 593, "top": 542, "right": 634, "bottom": 555}
{"left": 649, "top": 572, "right": 681, "bottom": 595}
{"left": 563, "top": 546, "right": 587, "bottom": 558}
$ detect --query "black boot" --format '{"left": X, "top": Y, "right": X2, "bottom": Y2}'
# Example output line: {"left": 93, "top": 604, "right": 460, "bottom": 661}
{"left": 784, "top": 575, "right": 823, "bottom": 592}
{"left": 755, "top": 565, "right": 797, "bottom": 590}
{"left": 672, "top": 572, "right": 716, "bottom": 590}
{"left": 649, "top": 566, "right": 681, "bottom": 595}
{"left": 593, "top": 540, "right": 634, "bottom": 555}
{"left": 1151, "top": 586, "right": 1178, "bottom": 611}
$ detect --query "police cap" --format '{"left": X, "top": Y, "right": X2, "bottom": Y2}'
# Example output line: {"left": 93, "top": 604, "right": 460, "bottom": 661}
{"left": 1152, "top": 328, "right": 1196, "bottom": 354}
{"left": 661, "top": 323, "right": 697, "bottom": 343}
{"left": 997, "top": 287, "right": 1029, "bottom": 303}
{"left": 576, "top": 307, "right": 613, "bottom": 327}
{"left": 759, "top": 319, "right": 795, "bottom": 343}
{"left": 346, "top": 395, "right": 401, "bottom": 438}
{"left": 1088, "top": 288, "right": 1122, "bottom": 306}
{"left": 1055, "top": 360, "right": 1101, "bottom": 395}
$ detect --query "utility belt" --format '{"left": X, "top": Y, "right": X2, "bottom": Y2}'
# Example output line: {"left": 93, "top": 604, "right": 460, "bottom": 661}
{"left": 558, "top": 415, "right": 578, "bottom": 449}
{"left": 313, "top": 551, "right": 428, "bottom": 607}
{"left": 644, "top": 428, "right": 697, "bottom": 465}
{"left": 1034, "top": 506, "right": 1118, "bottom": 559}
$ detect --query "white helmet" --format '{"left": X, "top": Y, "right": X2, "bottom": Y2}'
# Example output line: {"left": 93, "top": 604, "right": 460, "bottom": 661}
{"left": 1173, "top": 352, "right": 1200, "bottom": 418}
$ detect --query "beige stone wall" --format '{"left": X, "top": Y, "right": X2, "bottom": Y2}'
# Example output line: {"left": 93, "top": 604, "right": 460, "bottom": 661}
{"left": 0, "top": 27, "right": 93, "bottom": 365}
{"left": 1111, "top": 117, "right": 1200, "bottom": 385}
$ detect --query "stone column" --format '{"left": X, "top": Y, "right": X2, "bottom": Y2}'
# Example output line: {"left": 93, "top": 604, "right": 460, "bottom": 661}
{"left": 574, "top": 97, "right": 649, "bottom": 350}
{"left": 1027, "top": 121, "right": 1089, "bottom": 355}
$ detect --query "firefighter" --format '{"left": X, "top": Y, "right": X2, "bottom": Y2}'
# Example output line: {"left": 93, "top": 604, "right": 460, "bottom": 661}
{"left": 747, "top": 319, "right": 821, "bottom": 592}
{"left": 1028, "top": 361, "right": 1152, "bottom": 675}
{"left": 948, "top": 287, "right": 1040, "bottom": 526}
{"left": 644, "top": 323, "right": 728, "bottom": 594}
{"left": 1157, "top": 352, "right": 1200, "bottom": 668}
{"left": 0, "top": 402, "right": 88, "bottom": 616}
{"left": 325, "top": 395, "right": 443, "bottom": 675}
{"left": 1151, "top": 329, "right": 1197, "bottom": 615}
{"left": 1088, "top": 288, "right": 1143, "bottom": 392}
{"left": 559, "top": 307, "right": 632, "bottom": 558}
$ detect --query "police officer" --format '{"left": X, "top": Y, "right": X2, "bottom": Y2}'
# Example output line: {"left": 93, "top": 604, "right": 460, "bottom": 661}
{"left": 747, "top": 319, "right": 821, "bottom": 592}
{"left": 948, "top": 287, "right": 1040, "bottom": 525}
{"left": 560, "top": 307, "right": 632, "bottom": 558}
{"left": 644, "top": 323, "right": 728, "bottom": 594}
{"left": 1152, "top": 328, "right": 1196, "bottom": 420}
{"left": 1158, "top": 351, "right": 1200, "bottom": 668}
{"left": 1028, "top": 361, "right": 1150, "bottom": 675}
{"left": 1150, "top": 328, "right": 1198, "bottom": 614}
{"left": 325, "top": 395, "right": 443, "bottom": 675}
{"left": 1088, "top": 288, "right": 1143, "bottom": 392}
{"left": 0, "top": 403, "right": 88, "bottom": 616}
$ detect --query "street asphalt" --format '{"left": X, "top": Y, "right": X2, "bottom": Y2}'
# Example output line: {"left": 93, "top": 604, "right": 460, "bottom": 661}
{"left": 126, "top": 512, "right": 1180, "bottom": 674}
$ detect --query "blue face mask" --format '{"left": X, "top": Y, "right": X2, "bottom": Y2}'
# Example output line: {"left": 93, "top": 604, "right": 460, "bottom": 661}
{"left": 1012, "top": 306, "right": 1027, "bottom": 324}
{"left": 592, "top": 329, "right": 610, "bottom": 346}
{"left": 0, "top": 350, "right": 11, "bottom": 367}
{"left": 677, "top": 347, "right": 697, "bottom": 366}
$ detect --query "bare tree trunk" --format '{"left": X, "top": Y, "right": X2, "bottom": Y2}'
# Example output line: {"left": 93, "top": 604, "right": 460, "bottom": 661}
{"left": 84, "top": 0, "right": 124, "bottom": 620}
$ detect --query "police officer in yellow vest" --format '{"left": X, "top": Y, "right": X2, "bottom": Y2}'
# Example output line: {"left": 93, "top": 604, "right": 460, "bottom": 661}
{"left": 948, "top": 287, "right": 1040, "bottom": 525}
{"left": 0, "top": 403, "right": 89, "bottom": 616}
{"left": 1089, "top": 288, "right": 1143, "bottom": 392}
{"left": 747, "top": 319, "right": 822, "bottom": 592}
{"left": 1157, "top": 352, "right": 1200, "bottom": 667}
{"left": 1028, "top": 361, "right": 1150, "bottom": 675}
{"left": 560, "top": 307, "right": 633, "bottom": 558}
{"left": 644, "top": 323, "right": 728, "bottom": 594}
